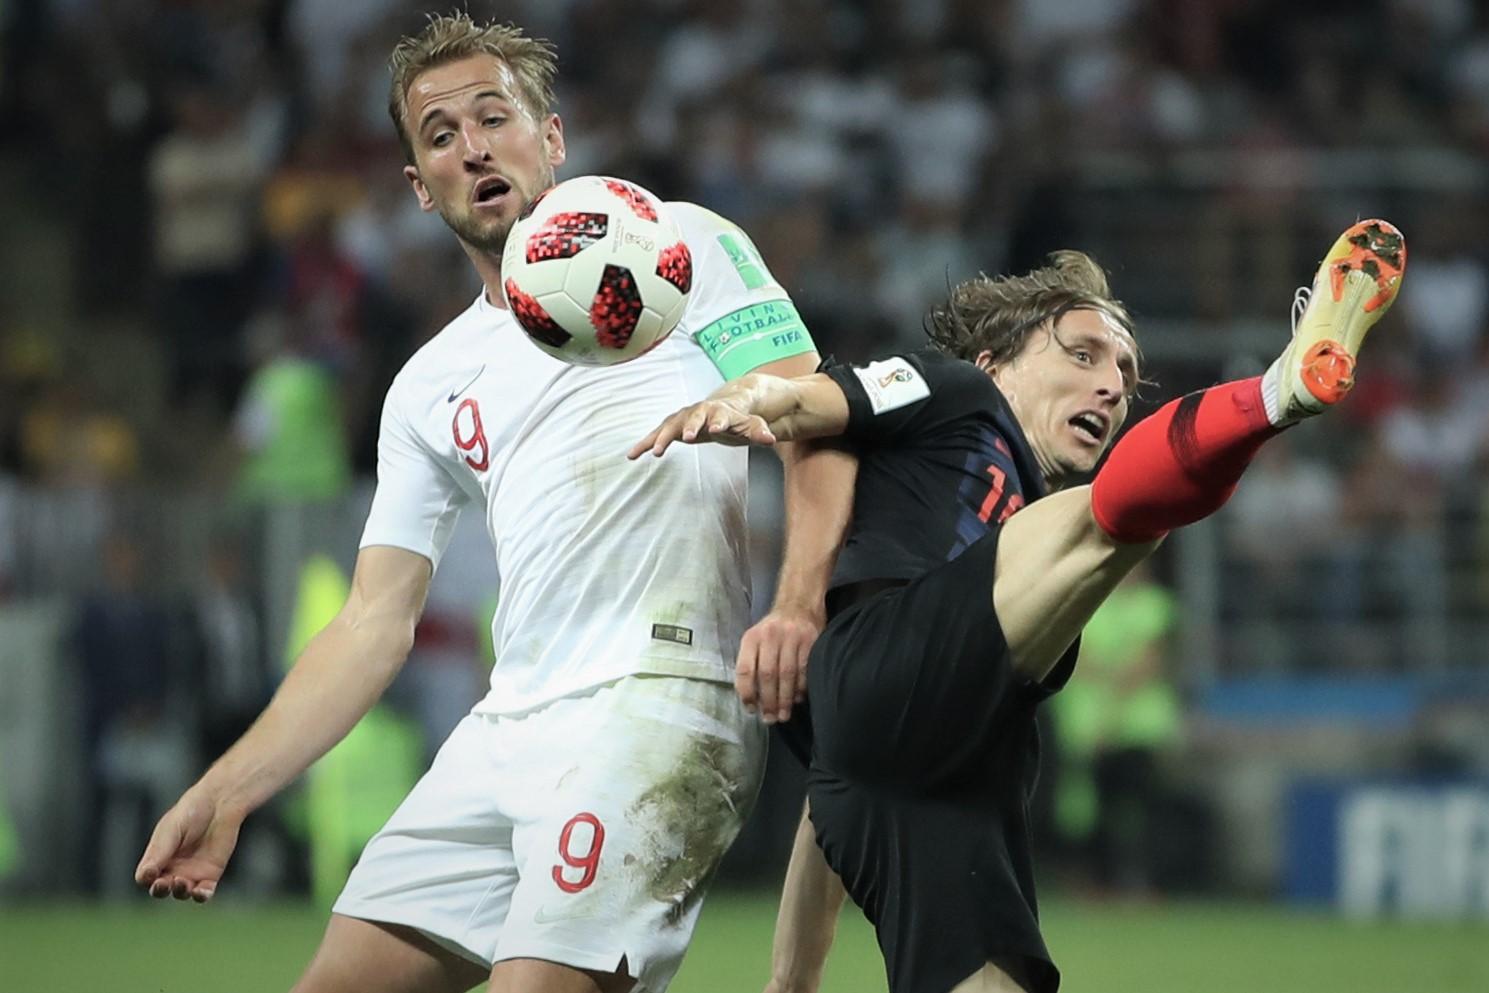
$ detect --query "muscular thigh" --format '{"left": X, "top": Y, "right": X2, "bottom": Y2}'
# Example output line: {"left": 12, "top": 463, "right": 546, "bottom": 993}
{"left": 809, "top": 531, "right": 1024, "bottom": 789}
{"left": 293, "top": 915, "right": 486, "bottom": 993}
{"left": 488, "top": 956, "right": 635, "bottom": 993}
{"left": 993, "top": 486, "right": 1160, "bottom": 682}
{"left": 949, "top": 961, "right": 1032, "bottom": 993}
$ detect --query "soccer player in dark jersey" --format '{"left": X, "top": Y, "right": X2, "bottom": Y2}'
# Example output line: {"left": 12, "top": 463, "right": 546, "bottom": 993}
{"left": 630, "top": 220, "right": 1406, "bottom": 993}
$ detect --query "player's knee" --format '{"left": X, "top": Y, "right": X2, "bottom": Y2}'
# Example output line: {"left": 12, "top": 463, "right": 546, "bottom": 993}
{"left": 1073, "top": 484, "right": 1128, "bottom": 547}
{"left": 1024, "top": 484, "right": 1150, "bottom": 551}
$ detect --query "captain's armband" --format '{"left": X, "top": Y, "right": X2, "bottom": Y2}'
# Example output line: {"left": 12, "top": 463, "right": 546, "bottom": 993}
{"left": 694, "top": 301, "right": 816, "bottom": 381}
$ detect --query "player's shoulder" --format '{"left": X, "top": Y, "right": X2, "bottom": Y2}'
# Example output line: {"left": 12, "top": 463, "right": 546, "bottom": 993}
{"left": 664, "top": 200, "right": 734, "bottom": 239}
{"left": 914, "top": 347, "right": 1002, "bottom": 396}
{"left": 387, "top": 294, "right": 490, "bottom": 399}
{"left": 664, "top": 201, "right": 760, "bottom": 261}
{"left": 850, "top": 347, "right": 987, "bottom": 388}
{"left": 841, "top": 347, "right": 1008, "bottom": 426}
{"left": 903, "top": 347, "right": 969, "bottom": 373}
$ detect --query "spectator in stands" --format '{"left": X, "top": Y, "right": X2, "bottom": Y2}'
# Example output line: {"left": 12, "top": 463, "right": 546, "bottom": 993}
{"left": 71, "top": 531, "right": 194, "bottom": 898}
{"left": 1050, "top": 562, "right": 1184, "bottom": 895}
{"left": 148, "top": 79, "right": 272, "bottom": 411}
{"left": 1222, "top": 433, "right": 1343, "bottom": 671}
{"left": 231, "top": 311, "right": 351, "bottom": 507}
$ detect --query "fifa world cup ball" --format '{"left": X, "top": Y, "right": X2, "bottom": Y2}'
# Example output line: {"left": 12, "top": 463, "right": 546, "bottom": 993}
{"left": 500, "top": 175, "right": 693, "bottom": 366}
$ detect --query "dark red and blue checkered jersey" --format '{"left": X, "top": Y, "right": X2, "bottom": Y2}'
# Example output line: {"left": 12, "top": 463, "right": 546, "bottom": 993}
{"left": 822, "top": 349, "right": 1048, "bottom": 591}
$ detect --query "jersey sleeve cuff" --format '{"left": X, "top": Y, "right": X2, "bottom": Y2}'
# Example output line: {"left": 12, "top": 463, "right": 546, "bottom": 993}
{"left": 357, "top": 532, "right": 442, "bottom": 572}
{"left": 823, "top": 362, "right": 875, "bottom": 438}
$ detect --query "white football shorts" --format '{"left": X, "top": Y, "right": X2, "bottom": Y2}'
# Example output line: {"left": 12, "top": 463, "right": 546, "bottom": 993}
{"left": 333, "top": 674, "right": 767, "bottom": 991}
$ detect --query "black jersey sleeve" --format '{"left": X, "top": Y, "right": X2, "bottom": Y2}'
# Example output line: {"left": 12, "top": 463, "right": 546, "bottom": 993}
{"left": 823, "top": 350, "right": 994, "bottom": 445}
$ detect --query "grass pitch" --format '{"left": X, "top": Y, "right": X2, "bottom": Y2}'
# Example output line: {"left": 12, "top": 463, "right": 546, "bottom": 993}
{"left": 1, "top": 891, "right": 1484, "bottom": 993}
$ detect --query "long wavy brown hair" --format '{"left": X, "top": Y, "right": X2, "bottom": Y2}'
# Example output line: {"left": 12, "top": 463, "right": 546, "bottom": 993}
{"left": 925, "top": 251, "right": 1141, "bottom": 380}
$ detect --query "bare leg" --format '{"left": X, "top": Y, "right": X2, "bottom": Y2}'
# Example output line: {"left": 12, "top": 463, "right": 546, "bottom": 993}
{"left": 949, "top": 960, "right": 1029, "bottom": 993}
{"left": 291, "top": 914, "right": 487, "bottom": 993}
{"left": 765, "top": 801, "right": 848, "bottom": 992}
{"left": 993, "top": 485, "right": 1162, "bottom": 683}
{"left": 488, "top": 958, "right": 634, "bottom": 993}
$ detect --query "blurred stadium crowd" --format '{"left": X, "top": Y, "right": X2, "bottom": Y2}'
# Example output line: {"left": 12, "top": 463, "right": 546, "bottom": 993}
{"left": 3, "top": 0, "right": 1489, "bottom": 482}
{"left": 2, "top": 0, "right": 1489, "bottom": 902}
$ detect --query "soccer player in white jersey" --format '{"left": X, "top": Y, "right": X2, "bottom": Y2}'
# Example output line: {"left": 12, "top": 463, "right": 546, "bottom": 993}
{"left": 135, "top": 13, "right": 848, "bottom": 993}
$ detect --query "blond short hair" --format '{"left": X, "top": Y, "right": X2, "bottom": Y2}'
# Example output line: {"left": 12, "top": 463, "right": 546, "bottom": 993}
{"left": 388, "top": 11, "right": 558, "bottom": 164}
{"left": 925, "top": 250, "right": 1139, "bottom": 373}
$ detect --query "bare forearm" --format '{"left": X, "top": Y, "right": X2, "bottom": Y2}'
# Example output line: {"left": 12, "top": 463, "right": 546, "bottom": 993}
{"left": 771, "top": 802, "right": 848, "bottom": 992}
{"left": 713, "top": 373, "right": 848, "bottom": 443}
{"left": 194, "top": 615, "right": 413, "bottom": 817}
{"left": 774, "top": 441, "right": 857, "bottom": 610}
{"left": 715, "top": 374, "right": 805, "bottom": 429}
{"left": 630, "top": 368, "right": 848, "bottom": 460}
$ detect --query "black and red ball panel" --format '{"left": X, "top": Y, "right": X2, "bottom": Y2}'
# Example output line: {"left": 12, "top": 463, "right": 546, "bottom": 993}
{"left": 655, "top": 241, "right": 693, "bottom": 294}
{"left": 589, "top": 265, "right": 644, "bottom": 349}
{"left": 525, "top": 212, "right": 608, "bottom": 264}
{"left": 603, "top": 179, "right": 659, "bottom": 222}
{"left": 505, "top": 279, "right": 572, "bottom": 348}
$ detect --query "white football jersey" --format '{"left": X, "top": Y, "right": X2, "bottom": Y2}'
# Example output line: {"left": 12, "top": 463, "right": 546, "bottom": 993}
{"left": 360, "top": 202, "right": 813, "bottom": 715}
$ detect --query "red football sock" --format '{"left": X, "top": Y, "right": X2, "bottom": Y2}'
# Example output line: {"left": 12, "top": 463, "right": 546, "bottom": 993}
{"left": 1090, "top": 377, "right": 1282, "bottom": 543}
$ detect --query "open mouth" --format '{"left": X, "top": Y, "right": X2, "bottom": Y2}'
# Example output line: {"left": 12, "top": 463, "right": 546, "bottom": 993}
{"left": 473, "top": 176, "right": 512, "bottom": 206}
{"left": 1068, "top": 412, "right": 1107, "bottom": 445}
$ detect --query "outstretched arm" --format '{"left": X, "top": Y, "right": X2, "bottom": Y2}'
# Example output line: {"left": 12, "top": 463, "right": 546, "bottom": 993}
{"left": 724, "top": 352, "right": 858, "bottom": 722}
{"left": 135, "top": 545, "right": 431, "bottom": 901}
{"left": 765, "top": 801, "right": 849, "bottom": 993}
{"left": 628, "top": 372, "right": 850, "bottom": 459}
{"left": 629, "top": 367, "right": 855, "bottom": 720}
{"left": 737, "top": 442, "right": 856, "bottom": 721}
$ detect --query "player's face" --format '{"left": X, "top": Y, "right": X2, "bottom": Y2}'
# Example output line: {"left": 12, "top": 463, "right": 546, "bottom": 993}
{"left": 401, "top": 54, "right": 565, "bottom": 255}
{"left": 983, "top": 307, "right": 1137, "bottom": 485}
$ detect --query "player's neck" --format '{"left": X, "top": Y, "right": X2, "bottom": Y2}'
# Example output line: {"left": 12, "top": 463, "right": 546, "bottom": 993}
{"left": 1031, "top": 445, "right": 1070, "bottom": 492}
{"left": 462, "top": 240, "right": 508, "bottom": 310}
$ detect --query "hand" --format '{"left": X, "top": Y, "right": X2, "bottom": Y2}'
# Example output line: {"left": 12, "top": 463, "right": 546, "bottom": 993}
{"left": 736, "top": 603, "right": 824, "bottom": 724}
{"left": 135, "top": 789, "right": 243, "bottom": 902}
{"left": 628, "top": 400, "right": 776, "bottom": 460}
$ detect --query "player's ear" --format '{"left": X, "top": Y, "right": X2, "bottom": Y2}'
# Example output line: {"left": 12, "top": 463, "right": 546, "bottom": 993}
{"left": 404, "top": 165, "right": 436, "bottom": 213}
{"left": 542, "top": 113, "right": 566, "bottom": 168}
{"left": 974, "top": 350, "right": 996, "bottom": 375}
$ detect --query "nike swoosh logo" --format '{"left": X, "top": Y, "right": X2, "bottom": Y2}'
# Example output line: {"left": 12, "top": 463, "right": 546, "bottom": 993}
{"left": 532, "top": 903, "right": 589, "bottom": 925}
{"left": 447, "top": 365, "right": 486, "bottom": 403}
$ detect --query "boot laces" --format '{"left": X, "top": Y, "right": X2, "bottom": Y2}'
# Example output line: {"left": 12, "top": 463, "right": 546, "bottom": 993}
{"left": 1290, "top": 285, "right": 1312, "bottom": 336}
